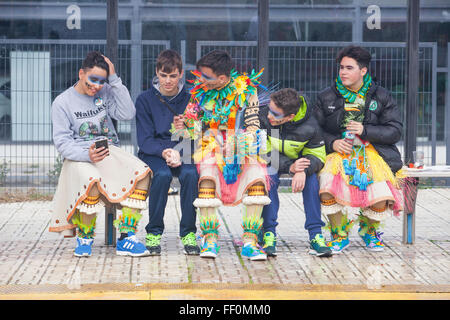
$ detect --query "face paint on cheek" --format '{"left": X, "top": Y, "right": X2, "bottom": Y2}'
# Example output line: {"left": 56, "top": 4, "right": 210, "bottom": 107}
{"left": 85, "top": 81, "right": 98, "bottom": 93}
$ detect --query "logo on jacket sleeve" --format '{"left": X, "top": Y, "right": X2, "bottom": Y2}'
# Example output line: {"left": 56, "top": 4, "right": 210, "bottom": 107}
{"left": 369, "top": 100, "right": 378, "bottom": 111}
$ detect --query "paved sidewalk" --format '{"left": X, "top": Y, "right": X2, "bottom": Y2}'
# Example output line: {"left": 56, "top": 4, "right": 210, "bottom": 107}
{"left": 0, "top": 189, "right": 449, "bottom": 299}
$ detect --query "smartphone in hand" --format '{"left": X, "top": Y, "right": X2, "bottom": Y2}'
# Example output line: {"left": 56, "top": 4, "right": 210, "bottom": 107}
{"left": 95, "top": 138, "right": 109, "bottom": 151}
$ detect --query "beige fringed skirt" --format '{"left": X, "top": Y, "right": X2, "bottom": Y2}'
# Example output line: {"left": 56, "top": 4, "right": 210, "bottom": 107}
{"left": 48, "top": 145, "right": 152, "bottom": 237}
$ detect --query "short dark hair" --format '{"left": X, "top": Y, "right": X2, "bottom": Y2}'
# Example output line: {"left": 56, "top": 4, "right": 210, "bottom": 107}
{"left": 81, "top": 51, "right": 109, "bottom": 76}
{"left": 196, "top": 50, "right": 232, "bottom": 77}
{"left": 270, "top": 88, "right": 301, "bottom": 116}
{"left": 156, "top": 49, "right": 183, "bottom": 73}
{"left": 336, "top": 46, "right": 372, "bottom": 70}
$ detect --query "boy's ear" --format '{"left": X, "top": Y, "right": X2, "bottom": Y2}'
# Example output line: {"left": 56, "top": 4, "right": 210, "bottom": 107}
{"left": 286, "top": 114, "right": 295, "bottom": 122}
{"left": 218, "top": 74, "right": 229, "bottom": 84}
{"left": 361, "top": 66, "right": 368, "bottom": 76}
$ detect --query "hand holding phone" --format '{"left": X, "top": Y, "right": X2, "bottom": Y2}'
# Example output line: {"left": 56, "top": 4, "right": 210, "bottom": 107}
{"left": 90, "top": 139, "right": 109, "bottom": 163}
{"left": 95, "top": 138, "right": 109, "bottom": 150}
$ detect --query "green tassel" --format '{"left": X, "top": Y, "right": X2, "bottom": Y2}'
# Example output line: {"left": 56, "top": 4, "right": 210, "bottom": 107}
{"left": 323, "top": 221, "right": 332, "bottom": 233}
{"left": 327, "top": 213, "right": 354, "bottom": 237}
{"left": 114, "top": 207, "right": 142, "bottom": 233}
{"left": 71, "top": 210, "right": 96, "bottom": 239}
{"left": 241, "top": 212, "right": 264, "bottom": 236}
{"left": 358, "top": 214, "right": 382, "bottom": 236}
{"left": 199, "top": 215, "right": 220, "bottom": 238}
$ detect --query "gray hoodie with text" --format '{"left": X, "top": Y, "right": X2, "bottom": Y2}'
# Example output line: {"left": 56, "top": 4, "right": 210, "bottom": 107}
{"left": 51, "top": 74, "right": 135, "bottom": 162}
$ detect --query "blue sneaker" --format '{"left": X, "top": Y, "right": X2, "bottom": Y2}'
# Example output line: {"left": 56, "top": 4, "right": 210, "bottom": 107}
{"left": 200, "top": 237, "right": 219, "bottom": 259}
{"left": 116, "top": 232, "right": 150, "bottom": 257}
{"left": 241, "top": 242, "right": 267, "bottom": 261}
{"left": 326, "top": 233, "right": 350, "bottom": 254}
{"left": 360, "top": 227, "right": 385, "bottom": 252}
{"left": 74, "top": 237, "right": 93, "bottom": 257}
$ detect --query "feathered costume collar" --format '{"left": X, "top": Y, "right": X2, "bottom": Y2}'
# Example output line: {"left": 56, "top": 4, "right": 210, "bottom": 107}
{"left": 188, "top": 68, "right": 264, "bottom": 129}
{"left": 336, "top": 73, "right": 372, "bottom": 104}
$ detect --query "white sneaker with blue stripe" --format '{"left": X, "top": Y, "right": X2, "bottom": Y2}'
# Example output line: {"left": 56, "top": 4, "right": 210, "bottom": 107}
{"left": 116, "top": 232, "right": 150, "bottom": 257}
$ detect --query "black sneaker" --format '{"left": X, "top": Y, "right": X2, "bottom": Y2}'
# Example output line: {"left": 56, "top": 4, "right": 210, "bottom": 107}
{"left": 181, "top": 232, "right": 200, "bottom": 255}
{"left": 145, "top": 233, "right": 161, "bottom": 255}
{"left": 262, "top": 231, "right": 277, "bottom": 257}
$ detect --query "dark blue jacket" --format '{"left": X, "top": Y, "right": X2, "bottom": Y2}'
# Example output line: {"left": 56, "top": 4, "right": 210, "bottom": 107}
{"left": 135, "top": 83, "right": 190, "bottom": 158}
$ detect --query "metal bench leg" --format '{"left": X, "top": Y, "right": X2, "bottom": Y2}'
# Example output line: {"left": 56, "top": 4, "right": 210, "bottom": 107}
{"left": 404, "top": 213, "right": 415, "bottom": 244}
{"left": 403, "top": 178, "right": 418, "bottom": 244}
{"left": 105, "top": 205, "right": 117, "bottom": 246}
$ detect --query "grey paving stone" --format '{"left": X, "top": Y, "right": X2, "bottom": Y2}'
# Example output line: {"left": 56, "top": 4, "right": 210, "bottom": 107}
{"left": 0, "top": 189, "right": 448, "bottom": 292}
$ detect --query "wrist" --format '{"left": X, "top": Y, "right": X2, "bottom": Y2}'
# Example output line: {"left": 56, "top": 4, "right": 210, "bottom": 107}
{"left": 359, "top": 127, "right": 366, "bottom": 138}
{"left": 289, "top": 163, "right": 296, "bottom": 174}
{"left": 332, "top": 138, "right": 342, "bottom": 151}
{"left": 108, "top": 73, "right": 118, "bottom": 84}
{"left": 162, "top": 149, "right": 170, "bottom": 159}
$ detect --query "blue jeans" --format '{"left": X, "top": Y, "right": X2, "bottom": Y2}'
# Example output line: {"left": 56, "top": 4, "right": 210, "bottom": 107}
{"left": 261, "top": 168, "right": 325, "bottom": 240}
{"left": 138, "top": 154, "right": 198, "bottom": 238}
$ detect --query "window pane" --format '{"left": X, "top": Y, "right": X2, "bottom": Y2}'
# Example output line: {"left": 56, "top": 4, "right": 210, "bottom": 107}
{"left": 420, "top": 22, "right": 450, "bottom": 68}
{"left": 0, "top": 20, "right": 130, "bottom": 40}
{"left": 363, "top": 22, "right": 406, "bottom": 42}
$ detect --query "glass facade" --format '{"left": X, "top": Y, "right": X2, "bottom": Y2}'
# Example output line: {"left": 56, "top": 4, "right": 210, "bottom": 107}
{"left": 0, "top": 0, "right": 449, "bottom": 189}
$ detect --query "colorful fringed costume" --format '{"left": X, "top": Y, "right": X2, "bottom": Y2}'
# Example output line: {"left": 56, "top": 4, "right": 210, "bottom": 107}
{"left": 315, "top": 73, "right": 404, "bottom": 252}
{"left": 172, "top": 68, "right": 271, "bottom": 259}
{"left": 48, "top": 69, "right": 153, "bottom": 257}
{"left": 49, "top": 146, "right": 152, "bottom": 238}
{"left": 320, "top": 137, "right": 404, "bottom": 219}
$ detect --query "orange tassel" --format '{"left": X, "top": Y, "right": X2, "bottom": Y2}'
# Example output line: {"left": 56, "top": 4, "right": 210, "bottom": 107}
{"left": 227, "top": 107, "right": 237, "bottom": 130}
{"left": 210, "top": 119, "right": 218, "bottom": 130}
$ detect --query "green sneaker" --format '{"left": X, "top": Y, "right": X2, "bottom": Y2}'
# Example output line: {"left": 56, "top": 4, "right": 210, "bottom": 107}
{"left": 145, "top": 233, "right": 161, "bottom": 255}
{"left": 309, "top": 234, "right": 332, "bottom": 257}
{"left": 262, "top": 231, "right": 277, "bottom": 257}
{"left": 181, "top": 232, "right": 200, "bottom": 255}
